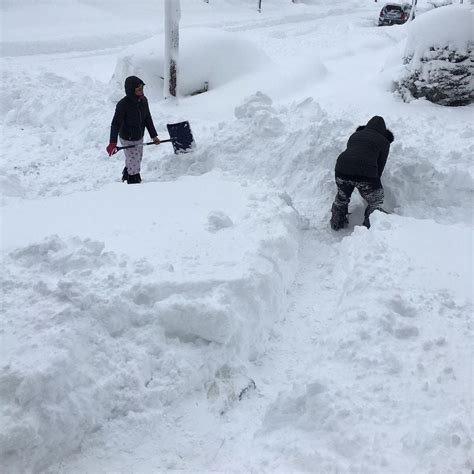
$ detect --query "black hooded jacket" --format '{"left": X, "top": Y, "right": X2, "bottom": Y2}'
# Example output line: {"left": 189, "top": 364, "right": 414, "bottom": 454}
{"left": 335, "top": 116, "right": 394, "bottom": 179}
{"left": 109, "top": 76, "right": 158, "bottom": 143}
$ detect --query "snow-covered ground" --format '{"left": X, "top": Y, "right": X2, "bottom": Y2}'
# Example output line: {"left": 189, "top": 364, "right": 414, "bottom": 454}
{"left": 1, "top": 1, "right": 472, "bottom": 473}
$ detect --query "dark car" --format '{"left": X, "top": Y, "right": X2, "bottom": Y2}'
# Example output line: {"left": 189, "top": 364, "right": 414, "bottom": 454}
{"left": 378, "top": 3, "right": 413, "bottom": 26}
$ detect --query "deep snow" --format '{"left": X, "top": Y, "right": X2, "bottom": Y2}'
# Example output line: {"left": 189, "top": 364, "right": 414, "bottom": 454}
{"left": 1, "top": 1, "right": 472, "bottom": 473}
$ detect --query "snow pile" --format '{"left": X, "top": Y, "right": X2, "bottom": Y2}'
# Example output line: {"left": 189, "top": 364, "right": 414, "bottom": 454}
{"left": 0, "top": 174, "right": 300, "bottom": 473}
{"left": 111, "top": 29, "right": 272, "bottom": 100}
{"left": 111, "top": 30, "right": 327, "bottom": 108}
{"left": 151, "top": 91, "right": 473, "bottom": 226}
{"left": 398, "top": 4, "right": 474, "bottom": 105}
{"left": 146, "top": 92, "right": 348, "bottom": 221}
{"left": 0, "top": 70, "right": 111, "bottom": 204}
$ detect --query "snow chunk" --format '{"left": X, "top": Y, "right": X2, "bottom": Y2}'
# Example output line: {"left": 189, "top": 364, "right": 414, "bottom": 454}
{"left": 234, "top": 91, "right": 276, "bottom": 119}
{"left": 207, "top": 210, "right": 234, "bottom": 233}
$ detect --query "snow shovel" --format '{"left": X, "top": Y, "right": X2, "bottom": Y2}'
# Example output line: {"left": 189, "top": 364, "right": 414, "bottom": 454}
{"left": 112, "top": 121, "right": 195, "bottom": 155}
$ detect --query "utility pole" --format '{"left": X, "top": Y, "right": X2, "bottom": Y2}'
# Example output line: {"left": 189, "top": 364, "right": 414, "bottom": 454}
{"left": 164, "top": 0, "right": 180, "bottom": 98}
{"left": 409, "top": 0, "right": 417, "bottom": 21}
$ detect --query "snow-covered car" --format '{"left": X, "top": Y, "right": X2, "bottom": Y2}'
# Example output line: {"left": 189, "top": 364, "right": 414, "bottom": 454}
{"left": 378, "top": 3, "right": 413, "bottom": 26}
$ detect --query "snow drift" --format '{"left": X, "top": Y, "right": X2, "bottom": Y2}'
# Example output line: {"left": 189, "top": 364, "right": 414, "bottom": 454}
{"left": 0, "top": 175, "right": 301, "bottom": 473}
{"left": 111, "top": 28, "right": 272, "bottom": 100}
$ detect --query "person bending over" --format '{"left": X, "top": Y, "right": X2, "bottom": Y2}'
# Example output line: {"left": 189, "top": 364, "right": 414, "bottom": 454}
{"left": 330, "top": 115, "right": 394, "bottom": 230}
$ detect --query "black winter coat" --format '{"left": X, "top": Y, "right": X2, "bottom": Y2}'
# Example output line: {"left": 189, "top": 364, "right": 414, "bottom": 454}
{"left": 335, "top": 116, "right": 394, "bottom": 179}
{"left": 109, "top": 76, "right": 158, "bottom": 143}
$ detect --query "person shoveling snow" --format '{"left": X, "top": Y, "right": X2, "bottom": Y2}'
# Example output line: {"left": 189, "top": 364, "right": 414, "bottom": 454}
{"left": 106, "top": 76, "right": 161, "bottom": 184}
{"left": 330, "top": 115, "right": 394, "bottom": 230}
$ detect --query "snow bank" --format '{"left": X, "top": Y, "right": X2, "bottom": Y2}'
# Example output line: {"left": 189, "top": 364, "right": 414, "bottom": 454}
{"left": 146, "top": 92, "right": 349, "bottom": 223}
{"left": 0, "top": 174, "right": 300, "bottom": 472}
{"left": 111, "top": 27, "right": 327, "bottom": 105}
{"left": 152, "top": 91, "right": 472, "bottom": 226}
{"left": 0, "top": 70, "right": 112, "bottom": 204}
{"left": 111, "top": 28, "right": 272, "bottom": 100}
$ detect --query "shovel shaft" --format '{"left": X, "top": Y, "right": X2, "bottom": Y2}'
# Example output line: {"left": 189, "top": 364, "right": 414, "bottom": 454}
{"left": 110, "top": 121, "right": 193, "bottom": 156}
{"left": 113, "top": 139, "right": 172, "bottom": 153}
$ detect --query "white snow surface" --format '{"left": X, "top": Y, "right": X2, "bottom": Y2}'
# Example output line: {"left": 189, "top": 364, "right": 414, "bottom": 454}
{"left": 1, "top": 0, "right": 472, "bottom": 473}
{"left": 404, "top": 3, "right": 474, "bottom": 59}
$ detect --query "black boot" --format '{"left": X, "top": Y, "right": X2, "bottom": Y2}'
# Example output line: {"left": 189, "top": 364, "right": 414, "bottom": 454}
{"left": 122, "top": 167, "right": 129, "bottom": 182}
{"left": 330, "top": 203, "right": 348, "bottom": 231}
{"left": 127, "top": 173, "right": 142, "bottom": 184}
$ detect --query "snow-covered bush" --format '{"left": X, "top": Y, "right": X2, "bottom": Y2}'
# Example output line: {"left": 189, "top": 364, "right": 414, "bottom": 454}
{"left": 398, "top": 4, "right": 474, "bottom": 106}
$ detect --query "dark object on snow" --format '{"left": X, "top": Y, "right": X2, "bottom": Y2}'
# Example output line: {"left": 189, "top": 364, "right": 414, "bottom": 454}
{"left": 330, "top": 116, "right": 394, "bottom": 230}
{"left": 166, "top": 121, "right": 195, "bottom": 154}
{"left": 127, "top": 173, "right": 141, "bottom": 184}
{"left": 378, "top": 3, "right": 413, "bottom": 26}
{"left": 190, "top": 81, "right": 209, "bottom": 96}
{"left": 238, "top": 379, "right": 256, "bottom": 401}
{"left": 330, "top": 203, "right": 349, "bottom": 231}
{"left": 122, "top": 167, "right": 129, "bottom": 182}
{"left": 113, "top": 121, "right": 195, "bottom": 155}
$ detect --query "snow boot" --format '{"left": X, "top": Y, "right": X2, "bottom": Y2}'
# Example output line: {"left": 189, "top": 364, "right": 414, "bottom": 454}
{"left": 330, "top": 203, "right": 348, "bottom": 231}
{"left": 363, "top": 207, "right": 388, "bottom": 229}
{"left": 127, "top": 173, "right": 142, "bottom": 184}
{"left": 122, "top": 167, "right": 129, "bottom": 182}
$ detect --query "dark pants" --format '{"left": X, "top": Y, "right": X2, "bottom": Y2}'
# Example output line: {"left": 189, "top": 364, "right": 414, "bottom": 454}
{"left": 331, "top": 174, "right": 384, "bottom": 230}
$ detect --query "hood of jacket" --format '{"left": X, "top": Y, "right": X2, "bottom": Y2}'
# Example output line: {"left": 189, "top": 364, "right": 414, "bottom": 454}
{"left": 356, "top": 116, "right": 394, "bottom": 143}
{"left": 124, "top": 76, "right": 145, "bottom": 99}
{"left": 366, "top": 116, "right": 386, "bottom": 135}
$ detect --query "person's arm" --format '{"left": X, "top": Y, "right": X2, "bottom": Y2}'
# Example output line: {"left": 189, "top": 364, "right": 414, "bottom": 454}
{"left": 377, "top": 145, "right": 389, "bottom": 177}
{"left": 144, "top": 101, "right": 159, "bottom": 142}
{"left": 378, "top": 129, "right": 394, "bottom": 177}
{"left": 109, "top": 101, "right": 126, "bottom": 143}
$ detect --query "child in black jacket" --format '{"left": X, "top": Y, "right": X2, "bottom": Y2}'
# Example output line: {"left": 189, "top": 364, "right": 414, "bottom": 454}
{"left": 106, "top": 76, "right": 160, "bottom": 184}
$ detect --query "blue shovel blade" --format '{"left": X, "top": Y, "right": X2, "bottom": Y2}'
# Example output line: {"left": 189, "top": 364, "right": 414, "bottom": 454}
{"left": 166, "top": 121, "right": 195, "bottom": 154}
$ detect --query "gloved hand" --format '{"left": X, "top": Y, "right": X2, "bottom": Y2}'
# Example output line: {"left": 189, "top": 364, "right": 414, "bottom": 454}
{"left": 152, "top": 136, "right": 160, "bottom": 144}
{"left": 106, "top": 143, "right": 117, "bottom": 156}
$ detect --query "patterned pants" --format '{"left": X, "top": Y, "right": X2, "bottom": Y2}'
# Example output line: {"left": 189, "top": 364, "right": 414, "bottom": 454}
{"left": 331, "top": 175, "right": 384, "bottom": 229}
{"left": 120, "top": 138, "right": 143, "bottom": 175}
